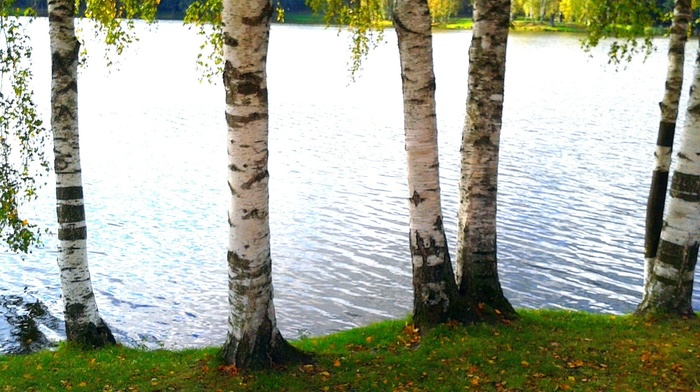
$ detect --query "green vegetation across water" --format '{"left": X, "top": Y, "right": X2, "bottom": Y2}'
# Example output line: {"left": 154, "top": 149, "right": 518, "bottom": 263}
{"left": 277, "top": 13, "right": 588, "bottom": 33}
{"left": 2, "top": 310, "right": 700, "bottom": 391}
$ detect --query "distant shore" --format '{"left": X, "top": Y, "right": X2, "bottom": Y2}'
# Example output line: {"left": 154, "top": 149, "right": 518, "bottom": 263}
{"left": 279, "top": 13, "right": 590, "bottom": 33}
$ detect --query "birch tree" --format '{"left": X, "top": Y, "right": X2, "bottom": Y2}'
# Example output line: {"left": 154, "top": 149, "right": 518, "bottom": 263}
{"left": 455, "top": 0, "right": 516, "bottom": 318}
{"left": 636, "top": 47, "right": 700, "bottom": 316}
{"left": 639, "top": 0, "right": 692, "bottom": 315}
{"left": 221, "top": 0, "right": 307, "bottom": 368}
{"left": 393, "top": 0, "right": 476, "bottom": 328}
{"left": 48, "top": 0, "right": 115, "bottom": 347}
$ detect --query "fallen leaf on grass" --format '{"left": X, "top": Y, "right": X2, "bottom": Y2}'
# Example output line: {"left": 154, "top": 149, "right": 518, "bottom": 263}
{"left": 218, "top": 364, "right": 239, "bottom": 375}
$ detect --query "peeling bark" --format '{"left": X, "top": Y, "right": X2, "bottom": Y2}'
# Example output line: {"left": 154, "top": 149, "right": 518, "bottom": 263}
{"left": 455, "top": 0, "right": 516, "bottom": 319}
{"left": 393, "top": 0, "right": 477, "bottom": 330}
{"left": 221, "top": 0, "right": 308, "bottom": 368}
{"left": 49, "top": 0, "right": 114, "bottom": 347}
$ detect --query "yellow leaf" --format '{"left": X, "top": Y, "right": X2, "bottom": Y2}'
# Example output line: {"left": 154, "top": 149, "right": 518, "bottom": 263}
{"left": 321, "top": 371, "right": 330, "bottom": 377}
{"left": 521, "top": 361, "right": 529, "bottom": 367}
{"left": 471, "top": 377, "right": 480, "bottom": 386}
{"left": 78, "top": 382, "right": 87, "bottom": 387}
{"left": 36, "top": 364, "right": 42, "bottom": 370}
{"left": 333, "top": 359, "right": 341, "bottom": 367}
{"left": 365, "top": 336, "right": 373, "bottom": 344}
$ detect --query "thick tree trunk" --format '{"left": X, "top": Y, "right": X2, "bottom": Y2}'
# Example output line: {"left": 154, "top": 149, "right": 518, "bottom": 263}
{"left": 221, "top": 0, "right": 307, "bottom": 368}
{"left": 49, "top": 0, "right": 115, "bottom": 347}
{"left": 455, "top": 0, "right": 516, "bottom": 318}
{"left": 641, "top": 0, "right": 691, "bottom": 306}
{"left": 393, "top": 0, "right": 476, "bottom": 330}
{"left": 636, "top": 44, "right": 700, "bottom": 317}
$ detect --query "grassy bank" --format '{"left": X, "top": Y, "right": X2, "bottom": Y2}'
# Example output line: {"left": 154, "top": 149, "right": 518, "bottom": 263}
{"left": 2, "top": 310, "right": 700, "bottom": 391}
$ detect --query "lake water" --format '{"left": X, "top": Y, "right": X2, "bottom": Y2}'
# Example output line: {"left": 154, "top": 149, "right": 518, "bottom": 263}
{"left": 0, "top": 19, "right": 695, "bottom": 353}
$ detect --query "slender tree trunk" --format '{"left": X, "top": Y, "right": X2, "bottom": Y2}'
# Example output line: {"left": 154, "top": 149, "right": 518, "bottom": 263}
{"left": 636, "top": 44, "right": 700, "bottom": 317}
{"left": 393, "top": 0, "right": 476, "bottom": 330}
{"left": 455, "top": 0, "right": 516, "bottom": 318}
{"left": 221, "top": 0, "right": 307, "bottom": 368}
{"left": 641, "top": 0, "right": 691, "bottom": 308}
{"left": 49, "top": 0, "right": 115, "bottom": 347}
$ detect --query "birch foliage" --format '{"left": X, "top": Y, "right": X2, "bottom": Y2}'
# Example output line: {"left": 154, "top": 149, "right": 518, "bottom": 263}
{"left": 0, "top": 4, "right": 49, "bottom": 253}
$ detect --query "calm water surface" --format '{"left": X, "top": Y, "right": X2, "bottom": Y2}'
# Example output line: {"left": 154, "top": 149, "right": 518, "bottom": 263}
{"left": 0, "top": 20, "right": 695, "bottom": 353}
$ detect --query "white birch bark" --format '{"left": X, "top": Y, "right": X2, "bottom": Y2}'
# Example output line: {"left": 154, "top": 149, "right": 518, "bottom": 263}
{"left": 49, "top": 0, "right": 114, "bottom": 346}
{"left": 393, "top": 0, "right": 474, "bottom": 328}
{"left": 221, "top": 0, "right": 303, "bottom": 368}
{"left": 455, "top": 0, "right": 515, "bottom": 317}
{"left": 637, "top": 44, "right": 700, "bottom": 316}
{"left": 642, "top": 0, "right": 691, "bottom": 306}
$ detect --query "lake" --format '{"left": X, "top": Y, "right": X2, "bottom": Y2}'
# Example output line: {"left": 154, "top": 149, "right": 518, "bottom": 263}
{"left": 0, "top": 19, "right": 694, "bottom": 353}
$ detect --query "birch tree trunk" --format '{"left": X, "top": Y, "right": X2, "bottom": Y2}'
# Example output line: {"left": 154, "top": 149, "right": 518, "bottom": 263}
{"left": 393, "top": 0, "right": 476, "bottom": 329}
{"left": 49, "top": 0, "right": 115, "bottom": 347}
{"left": 221, "top": 0, "right": 306, "bottom": 368}
{"left": 641, "top": 0, "right": 691, "bottom": 308}
{"left": 636, "top": 45, "right": 700, "bottom": 317}
{"left": 455, "top": 0, "right": 516, "bottom": 318}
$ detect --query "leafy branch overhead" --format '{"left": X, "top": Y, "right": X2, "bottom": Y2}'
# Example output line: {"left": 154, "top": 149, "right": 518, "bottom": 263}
{"left": 582, "top": 0, "right": 660, "bottom": 65}
{"left": 307, "top": 0, "right": 386, "bottom": 77}
{"left": 0, "top": 4, "right": 49, "bottom": 253}
{"left": 187, "top": 0, "right": 393, "bottom": 81}
{"left": 79, "top": 0, "right": 160, "bottom": 67}
{"left": 0, "top": 0, "right": 161, "bottom": 254}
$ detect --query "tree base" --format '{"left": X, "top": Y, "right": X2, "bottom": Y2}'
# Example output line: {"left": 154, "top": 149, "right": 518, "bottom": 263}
{"left": 222, "top": 331, "right": 312, "bottom": 370}
{"left": 67, "top": 319, "right": 116, "bottom": 349}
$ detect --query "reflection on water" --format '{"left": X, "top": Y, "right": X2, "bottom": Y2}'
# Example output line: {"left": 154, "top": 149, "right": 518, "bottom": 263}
{"left": 0, "top": 21, "right": 696, "bottom": 353}
{"left": 0, "top": 292, "right": 61, "bottom": 354}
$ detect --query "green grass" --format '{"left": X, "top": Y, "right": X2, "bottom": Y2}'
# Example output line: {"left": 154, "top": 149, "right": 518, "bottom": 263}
{"left": 2, "top": 310, "right": 700, "bottom": 391}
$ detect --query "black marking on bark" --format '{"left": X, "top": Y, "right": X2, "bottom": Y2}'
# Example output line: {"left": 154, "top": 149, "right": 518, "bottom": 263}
{"left": 657, "top": 121, "right": 676, "bottom": 147}
{"left": 242, "top": 209, "right": 262, "bottom": 220}
{"left": 473, "top": 135, "right": 493, "bottom": 147}
{"left": 48, "top": 3, "right": 72, "bottom": 22}
{"left": 64, "top": 303, "right": 85, "bottom": 319}
{"left": 228, "top": 181, "right": 238, "bottom": 197}
{"left": 223, "top": 33, "right": 239, "bottom": 47}
{"left": 657, "top": 239, "right": 699, "bottom": 270}
{"left": 226, "top": 112, "right": 268, "bottom": 126}
{"left": 55, "top": 80, "right": 78, "bottom": 96}
{"left": 678, "top": 152, "right": 692, "bottom": 161}
{"left": 410, "top": 190, "right": 424, "bottom": 206}
{"left": 433, "top": 216, "right": 444, "bottom": 231}
{"left": 238, "top": 82, "right": 263, "bottom": 96}
{"left": 56, "top": 204, "right": 85, "bottom": 224}
{"left": 645, "top": 171, "right": 669, "bottom": 258}
{"left": 229, "top": 164, "right": 243, "bottom": 172}
{"left": 58, "top": 226, "right": 87, "bottom": 241}
{"left": 241, "top": 1, "right": 273, "bottom": 26}
{"left": 670, "top": 171, "right": 700, "bottom": 202}
{"left": 241, "top": 170, "right": 269, "bottom": 190}
{"left": 56, "top": 186, "right": 83, "bottom": 200}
